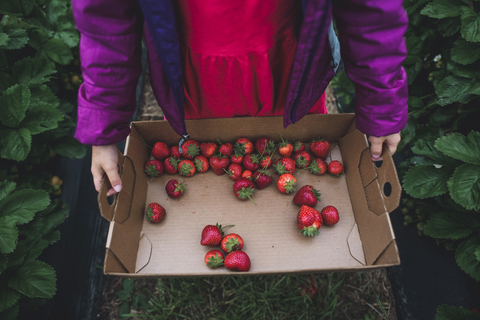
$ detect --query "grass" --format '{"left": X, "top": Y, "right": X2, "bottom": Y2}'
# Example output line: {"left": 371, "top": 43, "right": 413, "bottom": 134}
{"left": 104, "top": 271, "right": 395, "bottom": 320}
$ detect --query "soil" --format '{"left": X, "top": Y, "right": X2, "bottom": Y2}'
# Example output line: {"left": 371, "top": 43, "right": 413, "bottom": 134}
{"left": 98, "top": 70, "right": 398, "bottom": 320}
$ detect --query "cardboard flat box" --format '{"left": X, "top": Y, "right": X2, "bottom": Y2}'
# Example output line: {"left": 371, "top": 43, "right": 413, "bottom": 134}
{"left": 99, "top": 114, "right": 401, "bottom": 277}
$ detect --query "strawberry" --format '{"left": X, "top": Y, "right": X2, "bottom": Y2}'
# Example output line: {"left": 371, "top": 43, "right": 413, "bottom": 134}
{"left": 321, "top": 205, "right": 339, "bottom": 225}
{"left": 218, "top": 141, "right": 234, "bottom": 157}
{"left": 273, "top": 157, "right": 296, "bottom": 175}
{"left": 164, "top": 157, "right": 180, "bottom": 174}
{"left": 194, "top": 155, "right": 209, "bottom": 173}
{"left": 170, "top": 145, "right": 182, "bottom": 159}
{"left": 310, "top": 139, "right": 330, "bottom": 159}
{"left": 224, "top": 250, "right": 251, "bottom": 272}
{"left": 221, "top": 233, "right": 244, "bottom": 252}
{"left": 297, "top": 205, "right": 322, "bottom": 237}
{"left": 178, "top": 159, "right": 196, "bottom": 177}
{"left": 259, "top": 154, "right": 273, "bottom": 169}
{"left": 236, "top": 137, "right": 254, "bottom": 154}
{"left": 231, "top": 143, "right": 245, "bottom": 164}
{"left": 145, "top": 202, "right": 166, "bottom": 223}
{"left": 230, "top": 153, "right": 244, "bottom": 165}
{"left": 209, "top": 153, "right": 230, "bottom": 175}
{"left": 243, "top": 153, "right": 260, "bottom": 171}
{"left": 233, "top": 177, "right": 256, "bottom": 204}
{"left": 144, "top": 159, "right": 164, "bottom": 177}
{"left": 201, "top": 223, "right": 234, "bottom": 246}
{"left": 205, "top": 249, "right": 224, "bottom": 268}
{"left": 226, "top": 163, "right": 243, "bottom": 181}
{"left": 252, "top": 169, "right": 273, "bottom": 190}
{"left": 278, "top": 135, "right": 294, "bottom": 158}
{"left": 165, "top": 179, "right": 186, "bottom": 198}
{"left": 294, "top": 151, "right": 312, "bottom": 169}
{"left": 277, "top": 173, "right": 297, "bottom": 194}
{"left": 200, "top": 142, "right": 217, "bottom": 158}
{"left": 328, "top": 160, "right": 344, "bottom": 177}
{"left": 181, "top": 139, "right": 200, "bottom": 159}
{"left": 293, "top": 185, "right": 320, "bottom": 207}
{"left": 255, "top": 137, "right": 275, "bottom": 155}
{"left": 241, "top": 170, "right": 253, "bottom": 180}
{"left": 308, "top": 158, "right": 328, "bottom": 175}
{"left": 152, "top": 141, "right": 170, "bottom": 160}
{"left": 293, "top": 140, "right": 305, "bottom": 154}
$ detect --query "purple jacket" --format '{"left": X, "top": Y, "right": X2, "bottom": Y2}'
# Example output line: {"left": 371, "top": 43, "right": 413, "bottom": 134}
{"left": 72, "top": 0, "right": 408, "bottom": 146}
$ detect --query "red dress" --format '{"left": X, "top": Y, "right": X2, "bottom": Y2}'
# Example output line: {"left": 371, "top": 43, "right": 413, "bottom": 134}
{"left": 174, "top": 0, "right": 327, "bottom": 120}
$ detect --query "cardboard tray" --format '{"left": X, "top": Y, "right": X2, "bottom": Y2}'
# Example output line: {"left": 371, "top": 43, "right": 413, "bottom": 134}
{"left": 98, "top": 114, "right": 401, "bottom": 277}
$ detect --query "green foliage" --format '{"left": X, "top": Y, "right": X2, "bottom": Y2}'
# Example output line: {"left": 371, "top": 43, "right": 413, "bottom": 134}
{"left": 0, "top": 0, "right": 85, "bottom": 318}
{"left": 435, "top": 305, "right": 480, "bottom": 319}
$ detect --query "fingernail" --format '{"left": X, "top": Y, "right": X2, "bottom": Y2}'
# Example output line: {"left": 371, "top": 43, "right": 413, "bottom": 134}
{"left": 113, "top": 185, "right": 122, "bottom": 193}
{"left": 372, "top": 154, "right": 382, "bottom": 161}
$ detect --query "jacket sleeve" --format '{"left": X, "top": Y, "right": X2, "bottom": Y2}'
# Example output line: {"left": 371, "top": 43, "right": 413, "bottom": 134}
{"left": 332, "top": 0, "right": 408, "bottom": 137}
{"left": 72, "top": 0, "right": 144, "bottom": 145}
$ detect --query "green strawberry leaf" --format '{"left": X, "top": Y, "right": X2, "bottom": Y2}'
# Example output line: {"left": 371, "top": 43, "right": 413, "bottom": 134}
{"left": 22, "top": 200, "right": 69, "bottom": 240}
{"left": 0, "top": 128, "right": 32, "bottom": 161}
{"left": 460, "top": 6, "right": 480, "bottom": 43}
{"left": 0, "top": 181, "right": 16, "bottom": 202}
{"left": 20, "top": 102, "right": 63, "bottom": 135}
{"left": 451, "top": 40, "right": 480, "bottom": 65}
{"left": 41, "top": 38, "right": 73, "bottom": 65}
{"left": 29, "top": 84, "right": 60, "bottom": 109}
{"left": 455, "top": 236, "right": 480, "bottom": 281}
{"left": 437, "top": 17, "right": 462, "bottom": 37}
{"left": 435, "top": 305, "right": 480, "bottom": 320}
{"left": 423, "top": 210, "right": 480, "bottom": 240}
{"left": 446, "top": 61, "right": 480, "bottom": 79}
{"left": 402, "top": 164, "right": 453, "bottom": 198}
{"left": 0, "top": 73, "right": 15, "bottom": 92}
{"left": 0, "top": 285, "right": 20, "bottom": 313}
{"left": 0, "top": 189, "right": 50, "bottom": 225}
{"left": 0, "top": 32, "right": 9, "bottom": 47}
{"left": 49, "top": 136, "right": 87, "bottom": 159}
{"left": 447, "top": 163, "right": 480, "bottom": 211}
{"left": 0, "top": 0, "right": 23, "bottom": 15}
{"left": 475, "top": 247, "right": 480, "bottom": 262}
{"left": 435, "top": 132, "right": 480, "bottom": 165}
{"left": 0, "top": 28, "right": 28, "bottom": 50}
{"left": 435, "top": 76, "right": 475, "bottom": 106}
{"left": 420, "top": 0, "right": 462, "bottom": 19}
{"left": 53, "top": 14, "right": 79, "bottom": 48}
{"left": 8, "top": 259, "right": 56, "bottom": 298}
{"left": 6, "top": 236, "right": 49, "bottom": 270}
{"left": 412, "top": 137, "right": 460, "bottom": 165}
{"left": 0, "top": 84, "right": 31, "bottom": 127}
{"left": 13, "top": 57, "right": 56, "bottom": 85}
{"left": 0, "top": 216, "right": 18, "bottom": 254}
{"left": 0, "top": 303, "right": 20, "bottom": 320}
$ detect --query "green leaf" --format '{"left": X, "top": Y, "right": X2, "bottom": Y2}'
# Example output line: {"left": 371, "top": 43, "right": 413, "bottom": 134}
{"left": 455, "top": 236, "right": 480, "bottom": 281}
{"left": 475, "top": 247, "right": 480, "bottom": 262}
{"left": 12, "top": 236, "right": 49, "bottom": 266}
{"left": 0, "top": 32, "right": 9, "bottom": 46}
{"left": 0, "top": 73, "right": 15, "bottom": 92}
{"left": 13, "top": 57, "right": 57, "bottom": 85}
{"left": 0, "top": 181, "right": 16, "bottom": 202}
{"left": 0, "top": 303, "right": 20, "bottom": 320}
{"left": 437, "top": 17, "right": 462, "bottom": 37}
{"left": 451, "top": 39, "right": 480, "bottom": 65}
{"left": 123, "top": 278, "right": 134, "bottom": 293}
{"left": 29, "top": 84, "right": 59, "bottom": 109}
{"left": 420, "top": 0, "right": 462, "bottom": 19}
{"left": 411, "top": 137, "right": 460, "bottom": 165}
{"left": 20, "top": 102, "right": 63, "bottom": 135}
{"left": 45, "top": 0, "right": 69, "bottom": 26}
{"left": 447, "top": 163, "right": 480, "bottom": 211}
{"left": 54, "top": 14, "right": 79, "bottom": 48}
{"left": 27, "top": 28, "right": 52, "bottom": 50}
{"left": 424, "top": 210, "right": 479, "bottom": 240}
{"left": 0, "top": 0, "right": 23, "bottom": 15}
{"left": 0, "top": 189, "right": 50, "bottom": 225}
{"left": 460, "top": 6, "right": 480, "bottom": 43}
{"left": 447, "top": 61, "right": 480, "bottom": 78}
{"left": 42, "top": 38, "right": 73, "bottom": 65}
{"left": 0, "top": 28, "right": 28, "bottom": 50}
{"left": 0, "top": 254, "right": 8, "bottom": 274}
{"left": 23, "top": 200, "right": 69, "bottom": 240}
{"left": 435, "top": 75, "right": 474, "bottom": 106}
{"left": 50, "top": 136, "right": 87, "bottom": 159}
{"left": 0, "top": 84, "right": 31, "bottom": 127}
{"left": 403, "top": 164, "right": 453, "bottom": 198}
{"left": 436, "top": 305, "right": 480, "bottom": 320}
{"left": 0, "top": 128, "right": 32, "bottom": 161}
{"left": 0, "top": 216, "right": 18, "bottom": 254}
{"left": 8, "top": 260, "right": 56, "bottom": 298}
{"left": 0, "top": 286, "right": 20, "bottom": 313}
{"left": 435, "top": 132, "right": 480, "bottom": 165}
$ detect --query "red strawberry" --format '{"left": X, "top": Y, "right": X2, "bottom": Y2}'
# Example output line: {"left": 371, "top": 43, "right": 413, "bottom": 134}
{"left": 297, "top": 205, "right": 322, "bottom": 237}
{"left": 259, "top": 154, "right": 273, "bottom": 169}
{"left": 224, "top": 250, "right": 251, "bottom": 272}
{"left": 164, "top": 157, "right": 180, "bottom": 174}
{"left": 200, "top": 223, "right": 234, "bottom": 246}
{"left": 221, "top": 233, "right": 244, "bottom": 252}
{"left": 165, "top": 179, "right": 186, "bottom": 198}
{"left": 209, "top": 153, "right": 230, "bottom": 175}
{"left": 218, "top": 141, "right": 234, "bottom": 157}
{"left": 243, "top": 153, "right": 260, "bottom": 171}
{"left": 310, "top": 139, "right": 330, "bottom": 159}
{"left": 241, "top": 170, "right": 253, "bottom": 180}
{"left": 226, "top": 163, "right": 243, "bottom": 181}
{"left": 200, "top": 142, "right": 217, "bottom": 158}
{"left": 321, "top": 205, "right": 339, "bottom": 226}
{"left": 152, "top": 142, "right": 170, "bottom": 160}
{"left": 236, "top": 137, "right": 254, "bottom": 154}
{"left": 178, "top": 159, "right": 196, "bottom": 177}
{"left": 194, "top": 155, "right": 209, "bottom": 173}
{"left": 145, "top": 202, "right": 166, "bottom": 223}
{"left": 255, "top": 137, "right": 275, "bottom": 155}
{"left": 144, "top": 159, "right": 164, "bottom": 177}
{"left": 205, "top": 249, "right": 224, "bottom": 269}
{"left": 293, "top": 185, "right": 321, "bottom": 207}
{"left": 233, "top": 177, "right": 256, "bottom": 204}
{"left": 252, "top": 169, "right": 273, "bottom": 190}
{"left": 328, "top": 160, "right": 344, "bottom": 177}
{"left": 170, "top": 145, "right": 182, "bottom": 159}
{"left": 181, "top": 139, "right": 200, "bottom": 159}
{"left": 230, "top": 153, "right": 244, "bottom": 165}
{"left": 293, "top": 140, "right": 305, "bottom": 154}
{"left": 274, "top": 157, "right": 296, "bottom": 175}
{"left": 276, "top": 173, "right": 297, "bottom": 194}
{"left": 231, "top": 143, "right": 245, "bottom": 164}
{"left": 278, "top": 135, "right": 294, "bottom": 158}
{"left": 294, "top": 151, "right": 312, "bottom": 169}
{"left": 308, "top": 158, "right": 328, "bottom": 175}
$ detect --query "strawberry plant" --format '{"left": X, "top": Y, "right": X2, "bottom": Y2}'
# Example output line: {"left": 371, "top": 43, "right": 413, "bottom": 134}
{"left": 0, "top": 0, "right": 86, "bottom": 318}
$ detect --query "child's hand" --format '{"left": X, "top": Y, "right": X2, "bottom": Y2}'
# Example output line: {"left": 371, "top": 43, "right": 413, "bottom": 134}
{"left": 368, "top": 133, "right": 401, "bottom": 161}
{"left": 91, "top": 144, "right": 122, "bottom": 196}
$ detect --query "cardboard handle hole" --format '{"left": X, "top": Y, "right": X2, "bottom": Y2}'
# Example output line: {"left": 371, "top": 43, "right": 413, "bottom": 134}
{"left": 107, "top": 195, "right": 115, "bottom": 205}
{"left": 383, "top": 182, "right": 392, "bottom": 197}
{"left": 374, "top": 160, "right": 383, "bottom": 168}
